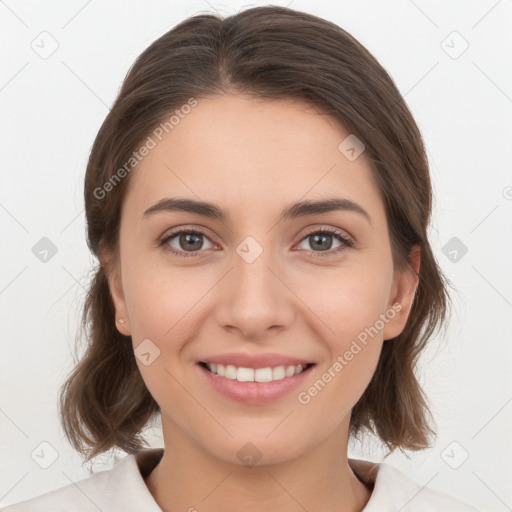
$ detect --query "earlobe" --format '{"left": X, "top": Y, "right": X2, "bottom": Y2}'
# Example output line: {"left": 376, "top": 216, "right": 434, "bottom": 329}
{"left": 382, "top": 245, "right": 421, "bottom": 341}
{"left": 100, "top": 250, "right": 131, "bottom": 336}
{"left": 115, "top": 316, "right": 130, "bottom": 336}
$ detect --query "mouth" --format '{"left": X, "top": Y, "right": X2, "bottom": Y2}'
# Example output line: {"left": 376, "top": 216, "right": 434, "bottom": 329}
{"left": 198, "top": 361, "right": 316, "bottom": 383}
{"left": 196, "top": 360, "right": 316, "bottom": 404}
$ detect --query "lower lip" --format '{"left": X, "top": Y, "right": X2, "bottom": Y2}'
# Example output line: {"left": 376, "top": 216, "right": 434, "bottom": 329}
{"left": 197, "top": 363, "right": 315, "bottom": 405}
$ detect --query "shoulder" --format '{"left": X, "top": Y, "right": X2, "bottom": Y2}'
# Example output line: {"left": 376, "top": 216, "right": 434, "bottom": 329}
{"left": 1, "top": 449, "right": 164, "bottom": 512}
{"left": 1, "top": 466, "right": 113, "bottom": 512}
{"left": 350, "top": 459, "right": 481, "bottom": 512}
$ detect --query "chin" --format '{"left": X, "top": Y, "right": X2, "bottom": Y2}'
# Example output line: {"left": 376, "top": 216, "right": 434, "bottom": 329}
{"left": 201, "top": 431, "right": 306, "bottom": 468}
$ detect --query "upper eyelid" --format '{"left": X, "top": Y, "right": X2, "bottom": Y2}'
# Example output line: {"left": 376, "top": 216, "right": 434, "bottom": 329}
{"left": 161, "top": 226, "right": 216, "bottom": 244}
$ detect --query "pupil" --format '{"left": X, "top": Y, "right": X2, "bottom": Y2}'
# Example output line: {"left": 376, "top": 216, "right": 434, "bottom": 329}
{"left": 182, "top": 233, "right": 202, "bottom": 251}
{"left": 311, "top": 234, "right": 331, "bottom": 251}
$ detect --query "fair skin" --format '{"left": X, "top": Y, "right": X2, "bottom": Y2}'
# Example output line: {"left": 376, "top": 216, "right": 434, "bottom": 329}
{"left": 102, "top": 93, "right": 420, "bottom": 512}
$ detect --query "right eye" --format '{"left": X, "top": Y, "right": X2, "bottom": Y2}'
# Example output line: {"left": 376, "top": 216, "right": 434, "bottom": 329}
{"left": 159, "top": 229, "right": 216, "bottom": 257}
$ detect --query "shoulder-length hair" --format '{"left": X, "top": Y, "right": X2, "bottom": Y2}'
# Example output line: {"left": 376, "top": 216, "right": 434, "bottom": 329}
{"left": 58, "top": 5, "right": 452, "bottom": 462}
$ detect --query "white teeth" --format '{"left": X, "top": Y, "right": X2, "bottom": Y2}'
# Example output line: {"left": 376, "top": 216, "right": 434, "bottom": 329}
{"left": 237, "top": 367, "right": 255, "bottom": 382}
{"left": 285, "top": 365, "right": 296, "bottom": 377}
{"left": 204, "top": 363, "right": 310, "bottom": 382}
{"left": 225, "top": 365, "right": 237, "bottom": 379}
{"left": 255, "top": 367, "right": 273, "bottom": 382}
{"left": 272, "top": 366, "right": 286, "bottom": 380}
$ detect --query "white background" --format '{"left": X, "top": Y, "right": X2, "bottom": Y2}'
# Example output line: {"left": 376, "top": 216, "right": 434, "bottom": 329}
{"left": 1, "top": 1, "right": 511, "bottom": 510}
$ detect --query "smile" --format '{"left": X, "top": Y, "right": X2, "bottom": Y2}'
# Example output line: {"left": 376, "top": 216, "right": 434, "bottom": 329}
{"left": 197, "top": 361, "right": 316, "bottom": 404}
{"left": 200, "top": 362, "right": 315, "bottom": 382}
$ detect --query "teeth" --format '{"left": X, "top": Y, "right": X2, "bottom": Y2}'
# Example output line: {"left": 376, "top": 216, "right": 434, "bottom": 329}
{"left": 225, "top": 365, "right": 237, "bottom": 379}
{"left": 286, "top": 365, "right": 296, "bottom": 377}
{"left": 205, "top": 363, "right": 309, "bottom": 382}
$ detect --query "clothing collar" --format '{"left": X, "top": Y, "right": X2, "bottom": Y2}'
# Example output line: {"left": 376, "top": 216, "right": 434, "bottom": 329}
{"left": 117, "top": 447, "right": 421, "bottom": 511}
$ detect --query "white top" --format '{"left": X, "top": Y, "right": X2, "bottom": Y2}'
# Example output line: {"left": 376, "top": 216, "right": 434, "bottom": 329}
{"left": 2, "top": 448, "right": 480, "bottom": 511}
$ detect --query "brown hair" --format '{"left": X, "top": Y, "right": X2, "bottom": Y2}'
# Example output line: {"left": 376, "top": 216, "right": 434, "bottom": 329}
{"left": 58, "top": 5, "right": 452, "bottom": 463}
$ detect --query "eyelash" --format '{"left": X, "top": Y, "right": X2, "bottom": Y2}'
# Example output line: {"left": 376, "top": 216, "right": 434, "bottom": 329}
{"left": 158, "top": 226, "right": 354, "bottom": 259}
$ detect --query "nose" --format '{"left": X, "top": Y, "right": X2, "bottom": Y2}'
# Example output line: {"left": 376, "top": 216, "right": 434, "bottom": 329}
{"left": 213, "top": 242, "right": 296, "bottom": 340}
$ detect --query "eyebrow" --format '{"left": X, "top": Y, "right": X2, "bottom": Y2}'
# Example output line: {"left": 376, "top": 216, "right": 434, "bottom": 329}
{"left": 142, "top": 197, "right": 372, "bottom": 225}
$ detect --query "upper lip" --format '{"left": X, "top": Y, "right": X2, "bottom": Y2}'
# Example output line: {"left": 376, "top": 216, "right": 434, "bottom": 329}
{"left": 198, "top": 353, "right": 315, "bottom": 369}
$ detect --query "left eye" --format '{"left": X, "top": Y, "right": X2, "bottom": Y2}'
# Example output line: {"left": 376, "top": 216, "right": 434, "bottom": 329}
{"left": 296, "top": 228, "right": 352, "bottom": 256}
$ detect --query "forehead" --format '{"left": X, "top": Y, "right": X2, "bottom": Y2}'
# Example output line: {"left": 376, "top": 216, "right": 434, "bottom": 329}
{"left": 122, "top": 94, "right": 385, "bottom": 226}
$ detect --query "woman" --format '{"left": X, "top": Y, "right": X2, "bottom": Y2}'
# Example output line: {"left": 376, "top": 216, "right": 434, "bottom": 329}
{"left": 3, "top": 5, "right": 479, "bottom": 511}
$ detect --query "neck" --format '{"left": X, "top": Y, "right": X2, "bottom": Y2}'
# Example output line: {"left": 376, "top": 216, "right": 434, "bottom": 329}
{"left": 145, "top": 422, "right": 371, "bottom": 512}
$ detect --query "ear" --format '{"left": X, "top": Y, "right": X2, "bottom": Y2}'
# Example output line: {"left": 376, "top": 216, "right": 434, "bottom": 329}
{"left": 382, "top": 244, "right": 420, "bottom": 341}
{"left": 99, "top": 245, "right": 131, "bottom": 337}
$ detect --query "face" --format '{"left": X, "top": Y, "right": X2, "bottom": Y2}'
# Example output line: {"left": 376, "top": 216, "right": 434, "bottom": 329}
{"left": 104, "top": 93, "right": 419, "bottom": 466}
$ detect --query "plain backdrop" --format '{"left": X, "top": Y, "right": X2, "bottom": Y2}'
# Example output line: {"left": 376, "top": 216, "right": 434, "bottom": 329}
{"left": 1, "top": 1, "right": 511, "bottom": 511}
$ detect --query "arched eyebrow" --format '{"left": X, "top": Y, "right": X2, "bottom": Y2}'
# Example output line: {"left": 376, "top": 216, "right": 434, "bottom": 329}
{"left": 142, "top": 197, "right": 372, "bottom": 225}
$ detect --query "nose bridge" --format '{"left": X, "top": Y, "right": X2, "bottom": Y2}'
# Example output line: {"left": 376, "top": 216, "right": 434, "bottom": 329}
{"left": 232, "top": 233, "right": 279, "bottom": 302}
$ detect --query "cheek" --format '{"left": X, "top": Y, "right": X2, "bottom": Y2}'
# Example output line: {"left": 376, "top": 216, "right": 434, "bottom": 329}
{"left": 291, "top": 261, "right": 390, "bottom": 398}
{"left": 294, "top": 259, "right": 393, "bottom": 342}
{"left": 121, "top": 249, "right": 198, "bottom": 341}
{"left": 292, "top": 268, "right": 390, "bottom": 425}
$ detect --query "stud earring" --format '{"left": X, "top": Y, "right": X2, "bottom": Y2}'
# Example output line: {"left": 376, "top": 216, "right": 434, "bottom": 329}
{"left": 118, "top": 318, "right": 125, "bottom": 324}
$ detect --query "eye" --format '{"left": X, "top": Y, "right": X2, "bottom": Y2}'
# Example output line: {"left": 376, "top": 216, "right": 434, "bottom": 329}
{"left": 159, "top": 229, "right": 215, "bottom": 258}
{"left": 296, "top": 227, "right": 353, "bottom": 257}
{"left": 159, "top": 226, "right": 354, "bottom": 258}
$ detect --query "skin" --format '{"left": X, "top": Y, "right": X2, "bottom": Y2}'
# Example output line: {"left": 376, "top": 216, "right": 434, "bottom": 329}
{"left": 102, "top": 93, "right": 420, "bottom": 512}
